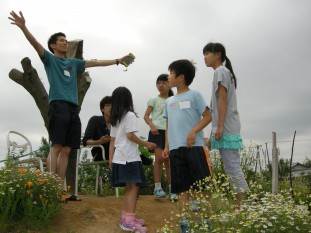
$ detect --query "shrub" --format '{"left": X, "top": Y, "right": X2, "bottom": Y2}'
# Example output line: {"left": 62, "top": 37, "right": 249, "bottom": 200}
{"left": 157, "top": 174, "right": 311, "bottom": 232}
{"left": 0, "top": 165, "right": 62, "bottom": 232}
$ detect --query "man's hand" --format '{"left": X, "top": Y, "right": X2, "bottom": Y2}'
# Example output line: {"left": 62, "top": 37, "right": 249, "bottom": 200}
{"left": 8, "top": 10, "right": 44, "bottom": 58}
{"left": 98, "top": 135, "right": 111, "bottom": 144}
{"left": 9, "top": 11, "right": 26, "bottom": 29}
{"left": 119, "top": 54, "right": 134, "bottom": 67}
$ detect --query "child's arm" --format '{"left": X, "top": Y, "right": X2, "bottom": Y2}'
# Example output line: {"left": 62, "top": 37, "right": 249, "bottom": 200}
{"left": 203, "top": 128, "right": 212, "bottom": 150}
{"left": 205, "top": 130, "right": 212, "bottom": 150}
{"left": 187, "top": 109, "right": 212, "bottom": 148}
{"left": 162, "top": 120, "right": 170, "bottom": 159}
{"left": 109, "top": 137, "right": 115, "bottom": 169}
{"left": 126, "top": 132, "right": 156, "bottom": 150}
{"left": 216, "top": 84, "right": 227, "bottom": 140}
{"left": 143, "top": 106, "right": 158, "bottom": 134}
{"left": 9, "top": 11, "right": 45, "bottom": 58}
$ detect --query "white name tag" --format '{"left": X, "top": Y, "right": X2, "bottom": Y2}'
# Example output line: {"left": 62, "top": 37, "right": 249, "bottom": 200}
{"left": 64, "top": 70, "right": 70, "bottom": 77}
{"left": 179, "top": 101, "right": 190, "bottom": 109}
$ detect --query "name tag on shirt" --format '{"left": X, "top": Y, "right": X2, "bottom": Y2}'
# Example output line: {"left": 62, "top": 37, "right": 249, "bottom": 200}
{"left": 180, "top": 101, "right": 190, "bottom": 109}
{"left": 64, "top": 70, "right": 70, "bottom": 77}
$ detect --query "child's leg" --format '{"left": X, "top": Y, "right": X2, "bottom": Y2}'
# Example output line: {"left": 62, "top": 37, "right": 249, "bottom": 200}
{"left": 124, "top": 183, "right": 139, "bottom": 213}
{"left": 163, "top": 159, "right": 171, "bottom": 184}
{"left": 153, "top": 147, "right": 166, "bottom": 198}
{"left": 120, "top": 183, "right": 148, "bottom": 232}
{"left": 164, "top": 159, "right": 178, "bottom": 201}
{"left": 121, "top": 184, "right": 145, "bottom": 226}
{"left": 219, "top": 149, "right": 249, "bottom": 204}
{"left": 153, "top": 147, "right": 164, "bottom": 184}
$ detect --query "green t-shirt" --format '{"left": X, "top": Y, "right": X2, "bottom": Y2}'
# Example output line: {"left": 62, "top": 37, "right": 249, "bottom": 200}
{"left": 147, "top": 96, "right": 167, "bottom": 130}
{"left": 41, "top": 50, "right": 86, "bottom": 105}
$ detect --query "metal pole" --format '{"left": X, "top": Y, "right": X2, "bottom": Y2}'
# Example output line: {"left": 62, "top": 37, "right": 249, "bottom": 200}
{"left": 272, "top": 132, "right": 279, "bottom": 194}
{"left": 75, "top": 149, "right": 80, "bottom": 197}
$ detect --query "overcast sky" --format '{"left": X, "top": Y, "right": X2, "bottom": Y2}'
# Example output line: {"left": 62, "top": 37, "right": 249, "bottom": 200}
{"left": 1, "top": 0, "right": 310, "bottom": 165}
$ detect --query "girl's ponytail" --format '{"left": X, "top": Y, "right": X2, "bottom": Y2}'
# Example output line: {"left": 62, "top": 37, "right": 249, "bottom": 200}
{"left": 224, "top": 56, "right": 237, "bottom": 89}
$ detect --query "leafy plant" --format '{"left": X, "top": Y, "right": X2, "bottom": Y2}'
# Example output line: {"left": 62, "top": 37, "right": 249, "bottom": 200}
{"left": 157, "top": 174, "right": 311, "bottom": 232}
{"left": 0, "top": 165, "right": 62, "bottom": 232}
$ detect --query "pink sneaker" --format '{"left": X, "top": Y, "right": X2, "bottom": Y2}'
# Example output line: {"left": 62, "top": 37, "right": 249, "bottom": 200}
{"left": 119, "top": 219, "right": 148, "bottom": 233}
{"left": 120, "top": 211, "right": 145, "bottom": 226}
{"left": 119, "top": 217, "right": 145, "bottom": 227}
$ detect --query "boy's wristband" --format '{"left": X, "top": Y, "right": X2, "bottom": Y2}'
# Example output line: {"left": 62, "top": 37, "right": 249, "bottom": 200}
{"left": 116, "top": 59, "right": 119, "bottom": 65}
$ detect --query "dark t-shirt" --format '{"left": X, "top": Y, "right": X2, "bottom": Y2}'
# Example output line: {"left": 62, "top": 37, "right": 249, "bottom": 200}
{"left": 82, "top": 116, "right": 110, "bottom": 161}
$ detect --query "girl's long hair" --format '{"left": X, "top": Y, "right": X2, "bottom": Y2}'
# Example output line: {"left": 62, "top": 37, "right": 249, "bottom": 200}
{"left": 110, "top": 86, "right": 137, "bottom": 126}
{"left": 203, "top": 42, "right": 237, "bottom": 89}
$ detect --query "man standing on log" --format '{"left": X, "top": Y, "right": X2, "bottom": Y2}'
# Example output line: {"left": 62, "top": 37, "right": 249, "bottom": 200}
{"left": 8, "top": 11, "right": 130, "bottom": 193}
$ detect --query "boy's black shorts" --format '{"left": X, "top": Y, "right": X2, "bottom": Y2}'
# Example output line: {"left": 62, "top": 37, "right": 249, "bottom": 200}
{"left": 48, "top": 100, "right": 81, "bottom": 149}
{"left": 169, "top": 146, "right": 212, "bottom": 194}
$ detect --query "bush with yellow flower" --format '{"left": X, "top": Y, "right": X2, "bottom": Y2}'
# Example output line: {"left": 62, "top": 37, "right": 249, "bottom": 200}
{"left": 0, "top": 165, "right": 62, "bottom": 231}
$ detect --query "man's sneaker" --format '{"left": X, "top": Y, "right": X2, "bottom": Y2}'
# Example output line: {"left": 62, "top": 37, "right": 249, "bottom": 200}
{"left": 119, "top": 219, "right": 148, "bottom": 233}
{"left": 60, "top": 191, "right": 70, "bottom": 203}
{"left": 168, "top": 192, "right": 178, "bottom": 202}
{"left": 180, "top": 219, "right": 190, "bottom": 233}
{"left": 189, "top": 200, "right": 200, "bottom": 212}
{"left": 154, "top": 188, "right": 166, "bottom": 198}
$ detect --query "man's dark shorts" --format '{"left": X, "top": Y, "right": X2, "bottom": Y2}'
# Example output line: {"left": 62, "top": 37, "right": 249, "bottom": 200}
{"left": 170, "top": 146, "right": 212, "bottom": 194}
{"left": 48, "top": 100, "right": 81, "bottom": 149}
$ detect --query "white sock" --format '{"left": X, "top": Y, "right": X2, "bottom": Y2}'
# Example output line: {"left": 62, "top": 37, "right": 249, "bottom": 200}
{"left": 155, "top": 182, "right": 162, "bottom": 190}
{"left": 168, "top": 184, "right": 172, "bottom": 193}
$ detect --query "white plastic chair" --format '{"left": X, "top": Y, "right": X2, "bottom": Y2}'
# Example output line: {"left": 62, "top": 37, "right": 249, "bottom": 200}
{"left": 75, "top": 145, "right": 119, "bottom": 197}
{"left": 6, "top": 130, "right": 44, "bottom": 172}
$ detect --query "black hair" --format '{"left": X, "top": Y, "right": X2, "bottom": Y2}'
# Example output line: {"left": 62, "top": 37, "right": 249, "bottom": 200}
{"left": 99, "top": 96, "right": 112, "bottom": 116}
{"left": 47, "top": 32, "right": 66, "bottom": 53}
{"left": 203, "top": 42, "right": 237, "bottom": 88}
{"left": 156, "top": 74, "right": 174, "bottom": 97}
{"left": 168, "top": 59, "right": 196, "bottom": 86}
{"left": 100, "top": 96, "right": 112, "bottom": 109}
{"left": 110, "top": 87, "right": 137, "bottom": 126}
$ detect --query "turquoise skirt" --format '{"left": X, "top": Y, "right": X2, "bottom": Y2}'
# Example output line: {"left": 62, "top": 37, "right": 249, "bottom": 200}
{"left": 211, "top": 134, "right": 244, "bottom": 149}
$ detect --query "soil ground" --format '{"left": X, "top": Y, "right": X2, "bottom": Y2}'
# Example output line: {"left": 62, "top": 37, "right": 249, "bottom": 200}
{"left": 50, "top": 195, "right": 177, "bottom": 233}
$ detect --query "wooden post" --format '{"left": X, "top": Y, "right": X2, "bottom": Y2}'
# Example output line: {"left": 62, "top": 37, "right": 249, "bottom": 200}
{"left": 272, "top": 132, "right": 279, "bottom": 194}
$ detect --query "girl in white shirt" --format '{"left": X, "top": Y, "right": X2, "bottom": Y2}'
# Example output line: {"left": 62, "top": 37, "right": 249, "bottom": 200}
{"left": 109, "top": 86, "right": 156, "bottom": 233}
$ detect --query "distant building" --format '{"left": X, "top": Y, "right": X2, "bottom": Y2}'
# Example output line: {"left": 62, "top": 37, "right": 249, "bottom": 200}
{"left": 291, "top": 163, "right": 311, "bottom": 177}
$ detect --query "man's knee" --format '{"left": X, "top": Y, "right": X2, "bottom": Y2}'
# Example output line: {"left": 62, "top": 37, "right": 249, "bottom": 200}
{"left": 51, "top": 144, "right": 63, "bottom": 155}
{"left": 60, "top": 146, "right": 71, "bottom": 156}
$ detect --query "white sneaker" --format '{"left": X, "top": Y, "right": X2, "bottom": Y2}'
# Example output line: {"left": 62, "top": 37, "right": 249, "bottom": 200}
{"left": 168, "top": 192, "right": 178, "bottom": 201}
{"left": 154, "top": 187, "right": 166, "bottom": 198}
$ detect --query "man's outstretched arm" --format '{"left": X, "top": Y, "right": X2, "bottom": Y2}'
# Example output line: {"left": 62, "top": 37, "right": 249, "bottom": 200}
{"left": 9, "top": 11, "right": 45, "bottom": 58}
{"left": 85, "top": 56, "right": 129, "bottom": 68}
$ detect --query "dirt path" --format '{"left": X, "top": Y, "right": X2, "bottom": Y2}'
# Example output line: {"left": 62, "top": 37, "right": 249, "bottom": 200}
{"left": 50, "top": 195, "right": 178, "bottom": 233}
